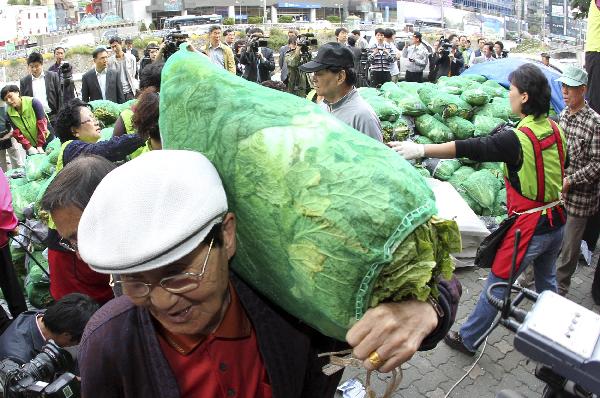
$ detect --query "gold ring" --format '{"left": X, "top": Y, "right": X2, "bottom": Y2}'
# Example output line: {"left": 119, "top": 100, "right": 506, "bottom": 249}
{"left": 368, "top": 351, "right": 382, "bottom": 368}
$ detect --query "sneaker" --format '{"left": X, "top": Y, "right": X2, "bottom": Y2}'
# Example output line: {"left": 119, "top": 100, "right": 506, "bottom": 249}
{"left": 444, "top": 331, "right": 476, "bottom": 357}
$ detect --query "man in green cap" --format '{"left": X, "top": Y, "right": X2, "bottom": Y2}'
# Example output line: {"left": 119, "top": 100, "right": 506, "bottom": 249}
{"left": 555, "top": 65, "right": 600, "bottom": 296}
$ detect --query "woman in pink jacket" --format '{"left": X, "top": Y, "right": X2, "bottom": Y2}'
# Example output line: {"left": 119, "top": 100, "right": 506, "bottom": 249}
{"left": 0, "top": 172, "right": 28, "bottom": 333}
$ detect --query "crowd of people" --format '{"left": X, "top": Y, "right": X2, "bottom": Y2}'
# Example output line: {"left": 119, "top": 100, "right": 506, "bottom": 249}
{"left": 0, "top": 9, "right": 598, "bottom": 397}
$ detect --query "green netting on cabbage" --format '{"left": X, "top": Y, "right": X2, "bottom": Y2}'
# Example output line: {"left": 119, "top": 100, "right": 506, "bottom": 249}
{"left": 462, "top": 74, "right": 487, "bottom": 83}
{"left": 358, "top": 87, "right": 380, "bottom": 99}
{"left": 414, "top": 165, "right": 431, "bottom": 178}
{"left": 89, "top": 100, "right": 121, "bottom": 126}
{"left": 460, "top": 169, "right": 503, "bottom": 211}
{"left": 25, "top": 251, "right": 52, "bottom": 309}
{"left": 440, "top": 85, "right": 463, "bottom": 95}
{"left": 395, "top": 95, "right": 428, "bottom": 116}
{"left": 493, "top": 187, "right": 507, "bottom": 216}
{"left": 461, "top": 88, "right": 491, "bottom": 106}
{"left": 415, "top": 114, "right": 454, "bottom": 143}
{"left": 159, "top": 48, "right": 459, "bottom": 340}
{"left": 418, "top": 86, "right": 437, "bottom": 106}
{"left": 478, "top": 162, "right": 503, "bottom": 171}
{"left": 437, "top": 76, "right": 472, "bottom": 89}
{"left": 444, "top": 116, "right": 475, "bottom": 140}
{"left": 448, "top": 166, "right": 476, "bottom": 188}
{"left": 363, "top": 96, "right": 401, "bottom": 122}
{"left": 396, "top": 81, "right": 422, "bottom": 96}
{"left": 392, "top": 117, "right": 411, "bottom": 141}
{"left": 12, "top": 181, "right": 44, "bottom": 220}
{"left": 427, "top": 93, "right": 472, "bottom": 119}
{"left": 25, "top": 154, "right": 53, "bottom": 182}
{"left": 413, "top": 135, "right": 434, "bottom": 145}
{"left": 480, "top": 80, "right": 508, "bottom": 98}
{"left": 99, "top": 127, "right": 114, "bottom": 141}
{"left": 423, "top": 158, "right": 462, "bottom": 181}
{"left": 45, "top": 138, "right": 62, "bottom": 165}
{"left": 473, "top": 115, "right": 505, "bottom": 137}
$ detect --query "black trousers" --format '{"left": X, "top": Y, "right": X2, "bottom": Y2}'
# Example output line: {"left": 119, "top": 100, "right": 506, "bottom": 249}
{"left": 370, "top": 71, "right": 391, "bottom": 88}
{"left": 0, "top": 243, "right": 27, "bottom": 318}
{"left": 405, "top": 70, "right": 423, "bottom": 83}
{"left": 585, "top": 52, "right": 600, "bottom": 114}
{"left": 582, "top": 199, "right": 600, "bottom": 251}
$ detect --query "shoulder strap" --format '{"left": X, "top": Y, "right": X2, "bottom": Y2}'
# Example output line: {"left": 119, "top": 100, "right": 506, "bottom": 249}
{"left": 518, "top": 126, "right": 545, "bottom": 202}
{"left": 548, "top": 119, "right": 565, "bottom": 179}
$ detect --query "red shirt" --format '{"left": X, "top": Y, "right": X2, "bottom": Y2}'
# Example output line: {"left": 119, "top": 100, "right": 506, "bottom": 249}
{"left": 157, "top": 285, "right": 272, "bottom": 398}
{"left": 47, "top": 249, "right": 113, "bottom": 304}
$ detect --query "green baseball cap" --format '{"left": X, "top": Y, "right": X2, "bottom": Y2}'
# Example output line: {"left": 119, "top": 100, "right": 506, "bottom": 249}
{"left": 557, "top": 65, "right": 588, "bottom": 87}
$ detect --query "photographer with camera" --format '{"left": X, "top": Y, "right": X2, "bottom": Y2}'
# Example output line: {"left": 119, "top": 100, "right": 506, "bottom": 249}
{"left": 139, "top": 42, "right": 159, "bottom": 75}
{"left": 48, "top": 47, "right": 75, "bottom": 105}
{"left": 0, "top": 293, "right": 99, "bottom": 365}
{"left": 300, "top": 43, "right": 382, "bottom": 142}
{"left": 285, "top": 34, "right": 316, "bottom": 97}
{"left": 240, "top": 28, "right": 275, "bottom": 83}
{"left": 402, "top": 32, "right": 428, "bottom": 83}
{"left": 367, "top": 28, "right": 397, "bottom": 88}
{"left": 431, "top": 37, "right": 464, "bottom": 82}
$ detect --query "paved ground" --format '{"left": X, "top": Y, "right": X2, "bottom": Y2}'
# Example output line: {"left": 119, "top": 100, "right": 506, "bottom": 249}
{"left": 338, "top": 256, "right": 600, "bottom": 398}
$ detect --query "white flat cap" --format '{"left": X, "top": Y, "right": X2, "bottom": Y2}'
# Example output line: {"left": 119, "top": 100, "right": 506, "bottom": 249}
{"left": 78, "top": 150, "right": 228, "bottom": 274}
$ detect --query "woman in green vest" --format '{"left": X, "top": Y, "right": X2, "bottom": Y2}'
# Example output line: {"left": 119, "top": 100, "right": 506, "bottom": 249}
{"left": 390, "top": 63, "right": 566, "bottom": 356}
{"left": 1, "top": 85, "right": 50, "bottom": 155}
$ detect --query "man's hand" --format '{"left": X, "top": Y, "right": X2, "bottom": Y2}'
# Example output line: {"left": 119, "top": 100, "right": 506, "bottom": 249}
{"left": 36, "top": 146, "right": 44, "bottom": 154}
{"left": 26, "top": 147, "right": 38, "bottom": 156}
{"left": 388, "top": 141, "right": 425, "bottom": 160}
{"left": 562, "top": 177, "right": 571, "bottom": 195}
{"left": 257, "top": 51, "right": 264, "bottom": 61}
{"left": 346, "top": 300, "right": 438, "bottom": 372}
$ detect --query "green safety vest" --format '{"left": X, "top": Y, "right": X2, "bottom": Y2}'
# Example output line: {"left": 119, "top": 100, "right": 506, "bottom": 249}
{"left": 6, "top": 96, "right": 48, "bottom": 147}
{"left": 504, "top": 115, "right": 566, "bottom": 203}
{"left": 55, "top": 140, "right": 74, "bottom": 173}
{"left": 121, "top": 107, "right": 152, "bottom": 159}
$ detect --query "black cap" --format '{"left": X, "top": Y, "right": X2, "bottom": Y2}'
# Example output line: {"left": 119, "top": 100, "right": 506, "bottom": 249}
{"left": 413, "top": 32, "right": 422, "bottom": 40}
{"left": 299, "top": 42, "right": 354, "bottom": 72}
{"left": 541, "top": 52, "right": 550, "bottom": 59}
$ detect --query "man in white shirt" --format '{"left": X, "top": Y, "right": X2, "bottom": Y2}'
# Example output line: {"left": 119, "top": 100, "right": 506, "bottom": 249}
{"left": 81, "top": 47, "right": 125, "bottom": 103}
{"left": 19, "top": 52, "right": 61, "bottom": 124}
{"left": 384, "top": 28, "right": 400, "bottom": 82}
{"left": 471, "top": 42, "right": 496, "bottom": 64}
{"left": 108, "top": 37, "right": 138, "bottom": 100}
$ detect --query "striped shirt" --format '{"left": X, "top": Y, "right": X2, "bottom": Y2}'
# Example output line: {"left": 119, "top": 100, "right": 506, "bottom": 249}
{"left": 559, "top": 103, "right": 600, "bottom": 217}
{"left": 367, "top": 42, "right": 396, "bottom": 72}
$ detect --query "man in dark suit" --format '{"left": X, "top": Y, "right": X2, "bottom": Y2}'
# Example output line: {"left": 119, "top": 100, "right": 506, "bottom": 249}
{"left": 81, "top": 47, "right": 125, "bottom": 104}
{"left": 19, "top": 52, "right": 61, "bottom": 125}
{"left": 240, "top": 28, "right": 275, "bottom": 83}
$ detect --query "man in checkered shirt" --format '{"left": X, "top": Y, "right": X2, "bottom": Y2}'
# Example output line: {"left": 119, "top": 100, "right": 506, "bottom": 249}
{"left": 555, "top": 66, "right": 600, "bottom": 296}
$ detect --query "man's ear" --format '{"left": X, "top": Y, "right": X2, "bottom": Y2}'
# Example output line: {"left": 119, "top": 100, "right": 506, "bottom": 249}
{"left": 221, "top": 212, "right": 237, "bottom": 261}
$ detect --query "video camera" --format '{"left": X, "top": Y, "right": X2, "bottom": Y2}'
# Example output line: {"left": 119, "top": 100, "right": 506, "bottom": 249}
{"left": 297, "top": 33, "right": 317, "bottom": 54}
{"left": 58, "top": 62, "right": 72, "bottom": 87}
{"left": 163, "top": 29, "right": 189, "bottom": 60}
{"left": 0, "top": 341, "right": 80, "bottom": 398}
{"left": 247, "top": 35, "right": 269, "bottom": 53}
{"left": 438, "top": 36, "right": 453, "bottom": 57}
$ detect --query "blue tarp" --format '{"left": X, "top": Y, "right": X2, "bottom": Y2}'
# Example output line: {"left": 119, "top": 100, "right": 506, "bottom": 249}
{"left": 462, "top": 58, "right": 566, "bottom": 114}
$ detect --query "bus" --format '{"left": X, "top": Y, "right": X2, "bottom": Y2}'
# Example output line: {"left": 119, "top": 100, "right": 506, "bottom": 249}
{"left": 163, "top": 14, "right": 222, "bottom": 30}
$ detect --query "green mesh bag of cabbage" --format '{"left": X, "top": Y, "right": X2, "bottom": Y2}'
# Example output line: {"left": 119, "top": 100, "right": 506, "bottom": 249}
{"left": 159, "top": 48, "right": 461, "bottom": 340}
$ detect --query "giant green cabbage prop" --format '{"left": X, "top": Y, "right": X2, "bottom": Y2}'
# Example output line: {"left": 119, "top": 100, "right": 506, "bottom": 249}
{"left": 160, "top": 48, "right": 460, "bottom": 340}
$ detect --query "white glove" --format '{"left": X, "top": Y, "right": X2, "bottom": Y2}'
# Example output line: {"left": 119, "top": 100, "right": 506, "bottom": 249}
{"left": 388, "top": 141, "right": 425, "bottom": 160}
{"left": 26, "top": 147, "right": 38, "bottom": 156}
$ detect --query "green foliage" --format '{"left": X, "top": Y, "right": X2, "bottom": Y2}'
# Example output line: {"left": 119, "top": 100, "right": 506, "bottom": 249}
{"left": 512, "top": 38, "right": 549, "bottom": 54}
{"left": 7, "top": 0, "right": 17, "bottom": 4}
{"left": 278, "top": 15, "right": 294, "bottom": 23}
{"left": 149, "top": 22, "right": 157, "bottom": 30}
{"left": 326, "top": 15, "right": 341, "bottom": 23}
{"left": 67, "top": 45, "right": 93, "bottom": 56}
{"left": 223, "top": 17, "right": 234, "bottom": 25}
{"left": 132, "top": 36, "right": 158, "bottom": 50}
{"left": 139, "top": 21, "right": 147, "bottom": 32}
{"left": 248, "top": 16, "right": 262, "bottom": 24}
{"left": 266, "top": 27, "right": 288, "bottom": 51}
{"left": 31, "top": 0, "right": 41, "bottom": 5}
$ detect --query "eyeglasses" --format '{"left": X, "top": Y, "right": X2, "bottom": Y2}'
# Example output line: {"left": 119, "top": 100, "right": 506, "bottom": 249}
{"left": 59, "top": 238, "right": 78, "bottom": 253}
{"left": 111, "top": 237, "right": 215, "bottom": 299}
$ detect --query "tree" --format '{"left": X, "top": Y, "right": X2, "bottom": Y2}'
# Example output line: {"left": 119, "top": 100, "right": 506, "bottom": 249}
{"left": 139, "top": 21, "right": 147, "bottom": 32}
{"left": 571, "top": 0, "right": 590, "bottom": 18}
{"left": 248, "top": 16, "right": 262, "bottom": 24}
{"left": 223, "top": 17, "right": 234, "bottom": 25}
{"left": 149, "top": 21, "right": 156, "bottom": 30}
{"left": 326, "top": 15, "right": 341, "bottom": 23}
{"left": 278, "top": 15, "right": 293, "bottom": 23}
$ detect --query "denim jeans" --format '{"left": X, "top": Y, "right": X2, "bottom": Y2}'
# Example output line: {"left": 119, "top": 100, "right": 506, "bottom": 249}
{"left": 460, "top": 226, "right": 565, "bottom": 351}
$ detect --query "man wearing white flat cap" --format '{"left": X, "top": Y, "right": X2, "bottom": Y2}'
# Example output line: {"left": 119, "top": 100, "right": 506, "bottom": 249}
{"left": 76, "top": 150, "right": 460, "bottom": 398}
